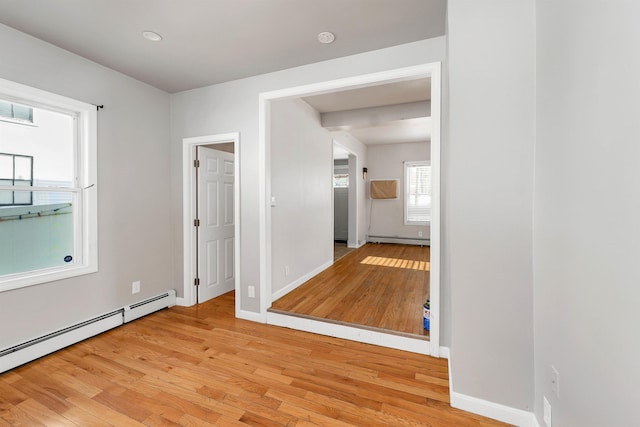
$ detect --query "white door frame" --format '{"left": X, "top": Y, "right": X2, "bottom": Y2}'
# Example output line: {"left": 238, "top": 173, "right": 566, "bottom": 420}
{"left": 258, "top": 63, "right": 442, "bottom": 357}
{"left": 332, "top": 141, "right": 359, "bottom": 248}
{"left": 180, "top": 133, "right": 240, "bottom": 309}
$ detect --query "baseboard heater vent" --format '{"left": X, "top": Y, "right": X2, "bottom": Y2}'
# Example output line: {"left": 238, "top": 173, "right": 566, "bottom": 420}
{"left": 0, "top": 289, "right": 176, "bottom": 374}
{"left": 124, "top": 290, "right": 176, "bottom": 323}
{"left": 367, "top": 235, "right": 430, "bottom": 246}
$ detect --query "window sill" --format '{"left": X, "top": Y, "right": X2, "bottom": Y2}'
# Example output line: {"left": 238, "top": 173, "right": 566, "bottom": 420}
{"left": 0, "top": 264, "right": 98, "bottom": 293}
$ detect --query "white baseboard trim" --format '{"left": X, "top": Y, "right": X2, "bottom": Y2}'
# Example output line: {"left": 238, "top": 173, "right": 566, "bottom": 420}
{"left": 348, "top": 240, "right": 367, "bottom": 249}
{"left": 266, "top": 311, "right": 431, "bottom": 355}
{"left": 175, "top": 296, "right": 188, "bottom": 307}
{"left": 439, "top": 346, "right": 450, "bottom": 359}
{"left": 236, "top": 308, "right": 265, "bottom": 323}
{"left": 367, "top": 236, "right": 430, "bottom": 246}
{"left": 271, "top": 259, "right": 333, "bottom": 301}
{"left": 450, "top": 392, "right": 540, "bottom": 427}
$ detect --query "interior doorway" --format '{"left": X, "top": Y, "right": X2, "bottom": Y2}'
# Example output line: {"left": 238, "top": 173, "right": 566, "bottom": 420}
{"left": 181, "top": 133, "right": 240, "bottom": 308}
{"left": 332, "top": 142, "right": 356, "bottom": 261}
{"left": 259, "top": 63, "right": 442, "bottom": 357}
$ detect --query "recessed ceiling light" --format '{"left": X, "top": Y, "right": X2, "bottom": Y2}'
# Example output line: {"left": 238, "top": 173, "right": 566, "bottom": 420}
{"left": 317, "top": 31, "right": 335, "bottom": 44}
{"left": 142, "top": 31, "right": 163, "bottom": 42}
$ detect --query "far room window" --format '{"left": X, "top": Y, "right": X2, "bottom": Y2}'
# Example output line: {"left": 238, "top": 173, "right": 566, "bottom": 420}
{"left": 333, "top": 173, "right": 349, "bottom": 188}
{"left": 405, "top": 160, "right": 431, "bottom": 224}
{"left": 0, "top": 78, "right": 97, "bottom": 292}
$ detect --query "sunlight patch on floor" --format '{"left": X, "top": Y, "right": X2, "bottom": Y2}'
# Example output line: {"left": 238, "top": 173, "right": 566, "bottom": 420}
{"left": 360, "top": 256, "right": 430, "bottom": 271}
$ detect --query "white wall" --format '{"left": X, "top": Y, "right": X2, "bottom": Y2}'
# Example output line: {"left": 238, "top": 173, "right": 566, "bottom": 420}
{"left": 334, "top": 188, "right": 348, "bottom": 241}
{"left": 0, "top": 24, "right": 172, "bottom": 349}
{"left": 270, "top": 98, "right": 333, "bottom": 296}
{"left": 534, "top": 1, "right": 640, "bottom": 425}
{"left": 170, "top": 37, "right": 446, "bottom": 314}
{"left": 447, "top": 0, "right": 535, "bottom": 411}
{"left": 366, "top": 141, "right": 430, "bottom": 240}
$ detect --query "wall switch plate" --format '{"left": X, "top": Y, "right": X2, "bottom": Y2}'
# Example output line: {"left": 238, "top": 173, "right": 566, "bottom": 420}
{"left": 551, "top": 366, "right": 560, "bottom": 398}
{"left": 285, "top": 265, "right": 290, "bottom": 276}
{"left": 543, "top": 396, "right": 552, "bottom": 426}
{"left": 132, "top": 281, "right": 140, "bottom": 294}
{"left": 248, "top": 286, "right": 255, "bottom": 298}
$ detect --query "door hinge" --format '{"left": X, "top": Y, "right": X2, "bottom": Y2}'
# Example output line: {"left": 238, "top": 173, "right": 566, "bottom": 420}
{"left": 194, "top": 277, "right": 200, "bottom": 286}
{"left": 194, "top": 159, "right": 200, "bottom": 168}
{"left": 194, "top": 218, "right": 200, "bottom": 227}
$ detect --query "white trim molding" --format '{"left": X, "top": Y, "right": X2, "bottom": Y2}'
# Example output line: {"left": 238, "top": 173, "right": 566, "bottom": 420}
{"left": 258, "top": 63, "right": 442, "bottom": 357}
{"left": 439, "top": 346, "right": 450, "bottom": 359}
{"left": 271, "top": 259, "right": 333, "bottom": 301}
{"left": 450, "top": 393, "right": 540, "bottom": 427}
{"left": 182, "top": 132, "right": 241, "bottom": 311}
{"left": 347, "top": 240, "right": 367, "bottom": 249}
{"left": 447, "top": 348, "right": 540, "bottom": 427}
{"left": 236, "top": 309, "right": 265, "bottom": 323}
{"left": 267, "top": 311, "right": 431, "bottom": 355}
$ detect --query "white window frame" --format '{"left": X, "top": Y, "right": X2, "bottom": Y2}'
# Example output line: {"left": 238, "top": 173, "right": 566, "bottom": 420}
{"left": 333, "top": 173, "right": 349, "bottom": 188}
{"left": 404, "top": 160, "right": 431, "bottom": 225}
{"left": 0, "top": 77, "right": 98, "bottom": 292}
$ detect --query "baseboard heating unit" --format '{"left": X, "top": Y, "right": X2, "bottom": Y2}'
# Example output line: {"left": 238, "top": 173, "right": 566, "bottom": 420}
{"left": 367, "top": 235, "right": 430, "bottom": 246}
{"left": 0, "top": 289, "right": 176, "bottom": 373}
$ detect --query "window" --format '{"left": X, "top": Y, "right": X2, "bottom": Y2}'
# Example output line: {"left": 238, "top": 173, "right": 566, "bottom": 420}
{"left": 0, "top": 77, "right": 97, "bottom": 292}
{"left": 0, "top": 153, "right": 33, "bottom": 205}
{"left": 0, "top": 100, "right": 33, "bottom": 124}
{"left": 333, "top": 173, "right": 349, "bottom": 188}
{"left": 405, "top": 160, "right": 431, "bottom": 224}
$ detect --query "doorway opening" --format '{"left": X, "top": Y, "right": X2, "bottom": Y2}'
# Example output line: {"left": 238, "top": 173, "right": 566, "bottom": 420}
{"left": 181, "top": 133, "right": 240, "bottom": 309}
{"left": 332, "top": 141, "right": 358, "bottom": 261}
{"left": 259, "top": 63, "right": 441, "bottom": 356}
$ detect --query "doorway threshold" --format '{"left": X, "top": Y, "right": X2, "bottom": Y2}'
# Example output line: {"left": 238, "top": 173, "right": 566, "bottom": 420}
{"left": 267, "top": 308, "right": 431, "bottom": 355}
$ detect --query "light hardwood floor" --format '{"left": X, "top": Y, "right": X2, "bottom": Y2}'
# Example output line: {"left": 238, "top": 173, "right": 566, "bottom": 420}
{"left": 0, "top": 292, "right": 510, "bottom": 426}
{"left": 272, "top": 243, "right": 430, "bottom": 337}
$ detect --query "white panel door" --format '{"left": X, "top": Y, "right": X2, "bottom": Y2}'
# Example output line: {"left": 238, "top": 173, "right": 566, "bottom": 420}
{"left": 197, "top": 146, "right": 234, "bottom": 303}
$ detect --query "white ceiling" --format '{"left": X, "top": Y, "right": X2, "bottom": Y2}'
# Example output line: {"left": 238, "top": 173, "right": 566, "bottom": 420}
{"left": 0, "top": 1, "right": 441, "bottom": 150}
{"left": 0, "top": 0, "right": 446, "bottom": 93}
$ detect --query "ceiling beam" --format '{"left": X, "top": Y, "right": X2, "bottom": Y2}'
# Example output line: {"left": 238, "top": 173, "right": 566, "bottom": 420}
{"left": 320, "top": 101, "right": 430, "bottom": 130}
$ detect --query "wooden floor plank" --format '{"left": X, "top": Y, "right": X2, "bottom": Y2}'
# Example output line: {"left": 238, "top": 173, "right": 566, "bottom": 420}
{"left": 0, "top": 291, "right": 510, "bottom": 426}
{"left": 271, "top": 243, "right": 430, "bottom": 336}
{"left": 14, "top": 399, "right": 77, "bottom": 427}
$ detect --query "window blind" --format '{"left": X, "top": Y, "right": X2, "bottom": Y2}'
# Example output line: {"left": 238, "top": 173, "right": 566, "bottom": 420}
{"left": 405, "top": 161, "right": 431, "bottom": 223}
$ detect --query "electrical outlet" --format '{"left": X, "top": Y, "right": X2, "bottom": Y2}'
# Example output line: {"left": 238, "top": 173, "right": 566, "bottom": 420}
{"left": 551, "top": 366, "right": 560, "bottom": 398}
{"left": 418, "top": 231, "right": 423, "bottom": 237}
{"left": 248, "top": 286, "right": 255, "bottom": 298}
{"left": 285, "top": 265, "right": 290, "bottom": 276}
{"left": 132, "top": 281, "right": 140, "bottom": 294}
{"left": 543, "top": 396, "right": 552, "bottom": 426}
